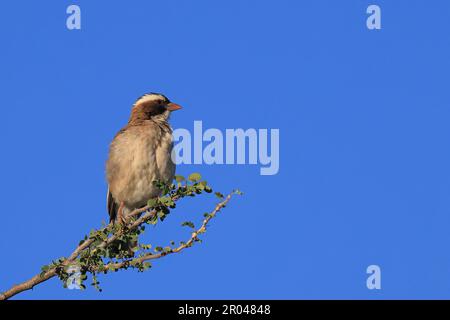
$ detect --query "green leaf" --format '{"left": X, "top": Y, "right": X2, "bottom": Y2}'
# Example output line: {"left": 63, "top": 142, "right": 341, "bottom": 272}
{"left": 147, "top": 198, "right": 158, "bottom": 207}
{"left": 159, "top": 196, "right": 174, "bottom": 206}
{"left": 174, "top": 175, "right": 185, "bottom": 182}
{"left": 143, "top": 262, "right": 152, "bottom": 270}
{"left": 140, "top": 244, "right": 152, "bottom": 250}
{"left": 215, "top": 192, "right": 224, "bottom": 199}
{"left": 188, "top": 173, "right": 201, "bottom": 182}
{"left": 157, "top": 211, "right": 166, "bottom": 219}
{"left": 149, "top": 216, "right": 158, "bottom": 225}
{"left": 181, "top": 221, "right": 195, "bottom": 229}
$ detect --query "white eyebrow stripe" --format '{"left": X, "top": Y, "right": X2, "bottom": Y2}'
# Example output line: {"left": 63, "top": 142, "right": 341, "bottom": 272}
{"left": 134, "top": 94, "right": 166, "bottom": 106}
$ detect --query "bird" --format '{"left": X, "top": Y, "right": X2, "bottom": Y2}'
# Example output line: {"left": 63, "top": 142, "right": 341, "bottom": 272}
{"left": 106, "top": 93, "right": 182, "bottom": 224}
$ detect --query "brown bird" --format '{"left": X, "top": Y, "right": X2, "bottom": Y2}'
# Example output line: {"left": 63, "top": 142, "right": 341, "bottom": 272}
{"left": 106, "top": 93, "right": 182, "bottom": 224}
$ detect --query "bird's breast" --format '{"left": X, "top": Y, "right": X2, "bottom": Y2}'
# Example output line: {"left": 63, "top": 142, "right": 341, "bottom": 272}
{"left": 106, "top": 124, "right": 175, "bottom": 209}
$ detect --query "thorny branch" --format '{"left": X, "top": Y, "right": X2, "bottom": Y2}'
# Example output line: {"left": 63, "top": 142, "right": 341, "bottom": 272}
{"left": 0, "top": 176, "right": 240, "bottom": 300}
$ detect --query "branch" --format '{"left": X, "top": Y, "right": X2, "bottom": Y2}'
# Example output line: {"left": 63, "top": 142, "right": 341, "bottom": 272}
{"left": 0, "top": 175, "right": 240, "bottom": 300}
{"left": 99, "top": 192, "right": 233, "bottom": 271}
{"left": 0, "top": 203, "right": 156, "bottom": 300}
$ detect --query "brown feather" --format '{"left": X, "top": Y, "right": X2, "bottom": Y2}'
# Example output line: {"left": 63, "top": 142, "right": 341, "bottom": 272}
{"left": 107, "top": 187, "right": 118, "bottom": 223}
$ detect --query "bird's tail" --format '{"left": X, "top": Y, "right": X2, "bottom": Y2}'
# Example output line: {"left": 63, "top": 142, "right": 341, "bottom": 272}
{"left": 107, "top": 189, "right": 118, "bottom": 223}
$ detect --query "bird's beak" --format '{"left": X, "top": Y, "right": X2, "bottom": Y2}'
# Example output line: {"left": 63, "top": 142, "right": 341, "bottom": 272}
{"left": 167, "top": 102, "right": 182, "bottom": 111}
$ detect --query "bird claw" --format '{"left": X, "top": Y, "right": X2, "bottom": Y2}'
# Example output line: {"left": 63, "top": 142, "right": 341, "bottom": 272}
{"left": 117, "top": 215, "right": 128, "bottom": 226}
{"left": 115, "top": 202, "right": 129, "bottom": 226}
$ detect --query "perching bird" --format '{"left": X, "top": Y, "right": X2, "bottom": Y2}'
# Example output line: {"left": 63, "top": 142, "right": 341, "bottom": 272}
{"left": 106, "top": 93, "right": 182, "bottom": 224}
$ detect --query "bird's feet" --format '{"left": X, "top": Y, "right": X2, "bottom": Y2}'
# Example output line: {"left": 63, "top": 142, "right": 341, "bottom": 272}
{"left": 116, "top": 202, "right": 128, "bottom": 226}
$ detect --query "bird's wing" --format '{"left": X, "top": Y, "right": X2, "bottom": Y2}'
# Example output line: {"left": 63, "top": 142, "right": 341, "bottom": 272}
{"left": 107, "top": 186, "right": 118, "bottom": 223}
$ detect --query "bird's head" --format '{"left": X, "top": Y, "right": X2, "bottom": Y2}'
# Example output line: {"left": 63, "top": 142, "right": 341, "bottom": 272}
{"left": 129, "top": 93, "right": 182, "bottom": 123}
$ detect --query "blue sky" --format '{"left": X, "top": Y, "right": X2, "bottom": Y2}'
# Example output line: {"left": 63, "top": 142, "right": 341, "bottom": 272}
{"left": 1, "top": 0, "right": 450, "bottom": 299}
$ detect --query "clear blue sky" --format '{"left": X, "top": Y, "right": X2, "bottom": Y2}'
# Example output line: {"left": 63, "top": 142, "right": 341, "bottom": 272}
{"left": 1, "top": 1, "right": 450, "bottom": 299}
